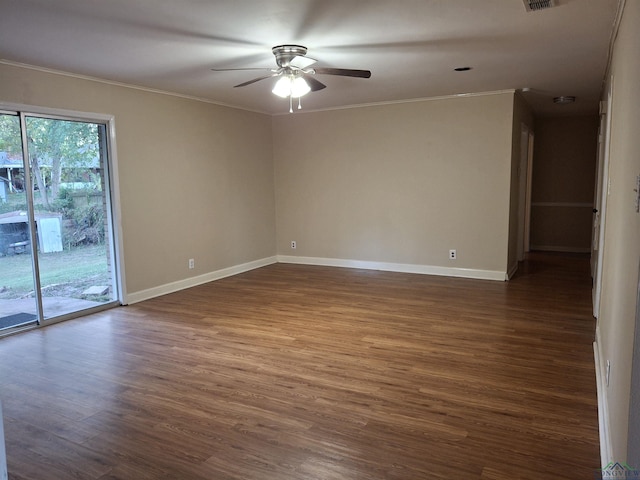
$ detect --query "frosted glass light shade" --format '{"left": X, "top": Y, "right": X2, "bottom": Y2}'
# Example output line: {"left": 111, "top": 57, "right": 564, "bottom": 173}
{"left": 272, "top": 75, "right": 310, "bottom": 98}
{"left": 272, "top": 76, "right": 292, "bottom": 98}
{"left": 290, "top": 77, "right": 310, "bottom": 98}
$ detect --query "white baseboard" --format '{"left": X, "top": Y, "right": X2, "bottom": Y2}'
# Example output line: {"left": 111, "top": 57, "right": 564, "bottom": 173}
{"left": 594, "top": 327, "right": 612, "bottom": 467}
{"left": 125, "top": 256, "right": 277, "bottom": 304}
{"left": 530, "top": 245, "right": 591, "bottom": 254}
{"left": 122, "top": 254, "right": 610, "bottom": 468}
{"left": 277, "top": 255, "right": 507, "bottom": 281}
{"left": 125, "top": 254, "right": 507, "bottom": 305}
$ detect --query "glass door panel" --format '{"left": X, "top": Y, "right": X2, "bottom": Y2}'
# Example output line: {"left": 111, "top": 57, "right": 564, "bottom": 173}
{"left": 0, "top": 110, "right": 120, "bottom": 334}
{"left": 0, "top": 113, "right": 38, "bottom": 330}
{"left": 24, "top": 116, "right": 118, "bottom": 320}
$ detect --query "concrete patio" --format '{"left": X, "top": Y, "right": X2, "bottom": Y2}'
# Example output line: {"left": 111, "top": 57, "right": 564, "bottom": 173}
{"left": 0, "top": 297, "right": 104, "bottom": 328}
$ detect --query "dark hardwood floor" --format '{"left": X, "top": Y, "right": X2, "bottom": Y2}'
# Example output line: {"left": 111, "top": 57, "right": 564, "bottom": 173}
{"left": 0, "top": 253, "right": 599, "bottom": 479}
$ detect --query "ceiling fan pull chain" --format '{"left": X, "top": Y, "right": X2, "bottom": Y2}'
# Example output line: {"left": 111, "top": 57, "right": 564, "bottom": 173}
{"left": 289, "top": 95, "right": 293, "bottom": 113}
{"left": 298, "top": 96, "right": 302, "bottom": 110}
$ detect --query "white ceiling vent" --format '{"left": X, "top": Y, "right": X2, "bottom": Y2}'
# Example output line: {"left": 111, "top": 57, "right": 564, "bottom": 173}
{"left": 523, "top": 0, "right": 556, "bottom": 12}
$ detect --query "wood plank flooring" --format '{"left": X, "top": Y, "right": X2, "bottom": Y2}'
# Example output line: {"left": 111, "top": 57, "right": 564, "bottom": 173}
{"left": 0, "top": 253, "right": 599, "bottom": 479}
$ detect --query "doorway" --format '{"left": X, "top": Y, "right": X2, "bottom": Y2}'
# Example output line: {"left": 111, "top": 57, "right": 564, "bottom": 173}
{"left": 0, "top": 109, "right": 121, "bottom": 332}
{"left": 517, "top": 124, "right": 534, "bottom": 262}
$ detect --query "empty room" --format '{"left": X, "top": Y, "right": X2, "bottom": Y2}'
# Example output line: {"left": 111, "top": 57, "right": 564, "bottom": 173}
{"left": 0, "top": 1, "right": 639, "bottom": 479}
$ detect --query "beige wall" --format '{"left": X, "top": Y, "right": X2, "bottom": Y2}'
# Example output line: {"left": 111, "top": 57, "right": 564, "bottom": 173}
{"left": 0, "top": 62, "right": 276, "bottom": 299}
{"left": 530, "top": 115, "right": 598, "bottom": 251}
{"left": 273, "top": 93, "right": 515, "bottom": 275}
{"left": 597, "top": 0, "right": 640, "bottom": 463}
{"left": 0, "top": 63, "right": 519, "bottom": 296}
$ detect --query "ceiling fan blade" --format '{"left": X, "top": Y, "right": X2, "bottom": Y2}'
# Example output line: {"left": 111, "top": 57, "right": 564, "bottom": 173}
{"left": 304, "top": 76, "right": 326, "bottom": 92}
{"left": 313, "top": 68, "right": 371, "bottom": 78}
{"left": 234, "top": 74, "right": 278, "bottom": 88}
{"left": 290, "top": 55, "right": 317, "bottom": 69}
{"left": 212, "top": 67, "right": 274, "bottom": 72}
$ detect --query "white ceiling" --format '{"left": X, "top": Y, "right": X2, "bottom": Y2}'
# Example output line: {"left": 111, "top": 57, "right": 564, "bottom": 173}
{"left": 0, "top": 0, "right": 619, "bottom": 116}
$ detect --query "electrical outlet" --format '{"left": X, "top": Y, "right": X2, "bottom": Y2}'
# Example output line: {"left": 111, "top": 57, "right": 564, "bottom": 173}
{"left": 188, "top": 258, "right": 195, "bottom": 269}
{"left": 291, "top": 241, "right": 297, "bottom": 249}
{"left": 449, "top": 249, "right": 457, "bottom": 260}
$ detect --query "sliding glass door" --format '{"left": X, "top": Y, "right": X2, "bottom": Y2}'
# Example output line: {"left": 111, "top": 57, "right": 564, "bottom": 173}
{"left": 0, "top": 110, "right": 119, "bottom": 332}
{"left": 0, "top": 113, "right": 38, "bottom": 330}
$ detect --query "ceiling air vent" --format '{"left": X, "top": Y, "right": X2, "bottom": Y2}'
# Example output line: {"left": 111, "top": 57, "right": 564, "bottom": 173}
{"left": 523, "top": 0, "right": 556, "bottom": 12}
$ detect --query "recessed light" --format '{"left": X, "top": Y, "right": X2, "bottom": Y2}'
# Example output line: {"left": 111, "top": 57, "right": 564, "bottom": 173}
{"left": 454, "top": 67, "right": 472, "bottom": 72}
{"left": 553, "top": 96, "right": 576, "bottom": 104}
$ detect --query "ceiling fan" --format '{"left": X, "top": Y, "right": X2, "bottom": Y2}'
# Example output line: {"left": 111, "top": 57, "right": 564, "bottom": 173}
{"left": 212, "top": 45, "right": 372, "bottom": 112}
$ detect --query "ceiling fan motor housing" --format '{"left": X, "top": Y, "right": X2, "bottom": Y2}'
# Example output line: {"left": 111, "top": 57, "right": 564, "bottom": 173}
{"left": 272, "top": 45, "right": 308, "bottom": 68}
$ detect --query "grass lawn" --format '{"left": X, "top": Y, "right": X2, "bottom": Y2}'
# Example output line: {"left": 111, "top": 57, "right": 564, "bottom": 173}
{"left": 0, "top": 244, "right": 111, "bottom": 300}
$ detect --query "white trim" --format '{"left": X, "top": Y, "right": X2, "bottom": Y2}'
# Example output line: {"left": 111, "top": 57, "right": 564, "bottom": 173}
{"left": 603, "top": 0, "right": 626, "bottom": 82}
{"left": 277, "top": 255, "right": 507, "bottom": 281}
{"left": 125, "top": 256, "right": 277, "bottom": 304}
{"left": 0, "top": 59, "right": 515, "bottom": 117}
{"left": 594, "top": 81, "right": 614, "bottom": 318}
{"left": 0, "top": 59, "right": 269, "bottom": 115}
{"left": 530, "top": 245, "right": 591, "bottom": 253}
{"left": 517, "top": 123, "right": 531, "bottom": 262}
{"left": 126, "top": 255, "right": 506, "bottom": 305}
{"left": 273, "top": 89, "right": 517, "bottom": 116}
{"left": 0, "top": 100, "right": 115, "bottom": 124}
{"left": 524, "top": 131, "right": 534, "bottom": 254}
{"left": 105, "top": 116, "right": 127, "bottom": 304}
{"left": 0, "top": 102, "right": 128, "bottom": 307}
{"left": 531, "top": 202, "right": 594, "bottom": 208}
{"left": 594, "top": 327, "right": 612, "bottom": 467}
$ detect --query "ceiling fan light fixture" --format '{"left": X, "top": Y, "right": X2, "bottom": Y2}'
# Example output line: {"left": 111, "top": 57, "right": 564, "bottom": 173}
{"left": 223, "top": 44, "right": 369, "bottom": 112}
{"left": 553, "top": 96, "right": 576, "bottom": 104}
{"left": 272, "top": 75, "right": 310, "bottom": 98}
{"left": 272, "top": 76, "right": 292, "bottom": 98}
{"left": 291, "top": 76, "right": 311, "bottom": 98}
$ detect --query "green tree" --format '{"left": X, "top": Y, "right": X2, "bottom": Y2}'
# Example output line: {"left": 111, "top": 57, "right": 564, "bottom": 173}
{"left": 0, "top": 114, "right": 21, "bottom": 155}
{"left": 26, "top": 118, "right": 99, "bottom": 207}
{"left": 0, "top": 114, "right": 99, "bottom": 208}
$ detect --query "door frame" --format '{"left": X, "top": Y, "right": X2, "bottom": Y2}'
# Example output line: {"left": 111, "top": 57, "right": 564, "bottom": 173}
{"left": 0, "top": 102, "right": 127, "bottom": 327}
{"left": 517, "top": 124, "right": 534, "bottom": 261}
{"left": 628, "top": 258, "right": 640, "bottom": 466}
{"left": 592, "top": 81, "right": 613, "bottom": 319}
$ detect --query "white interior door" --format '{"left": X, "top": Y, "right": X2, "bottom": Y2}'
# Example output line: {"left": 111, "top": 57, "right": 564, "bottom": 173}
{"left": 591, "top": 106, "right": 606, "bottom": 278}
{"left": 592, "top": 82, "right": 613, "bottom": 318}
